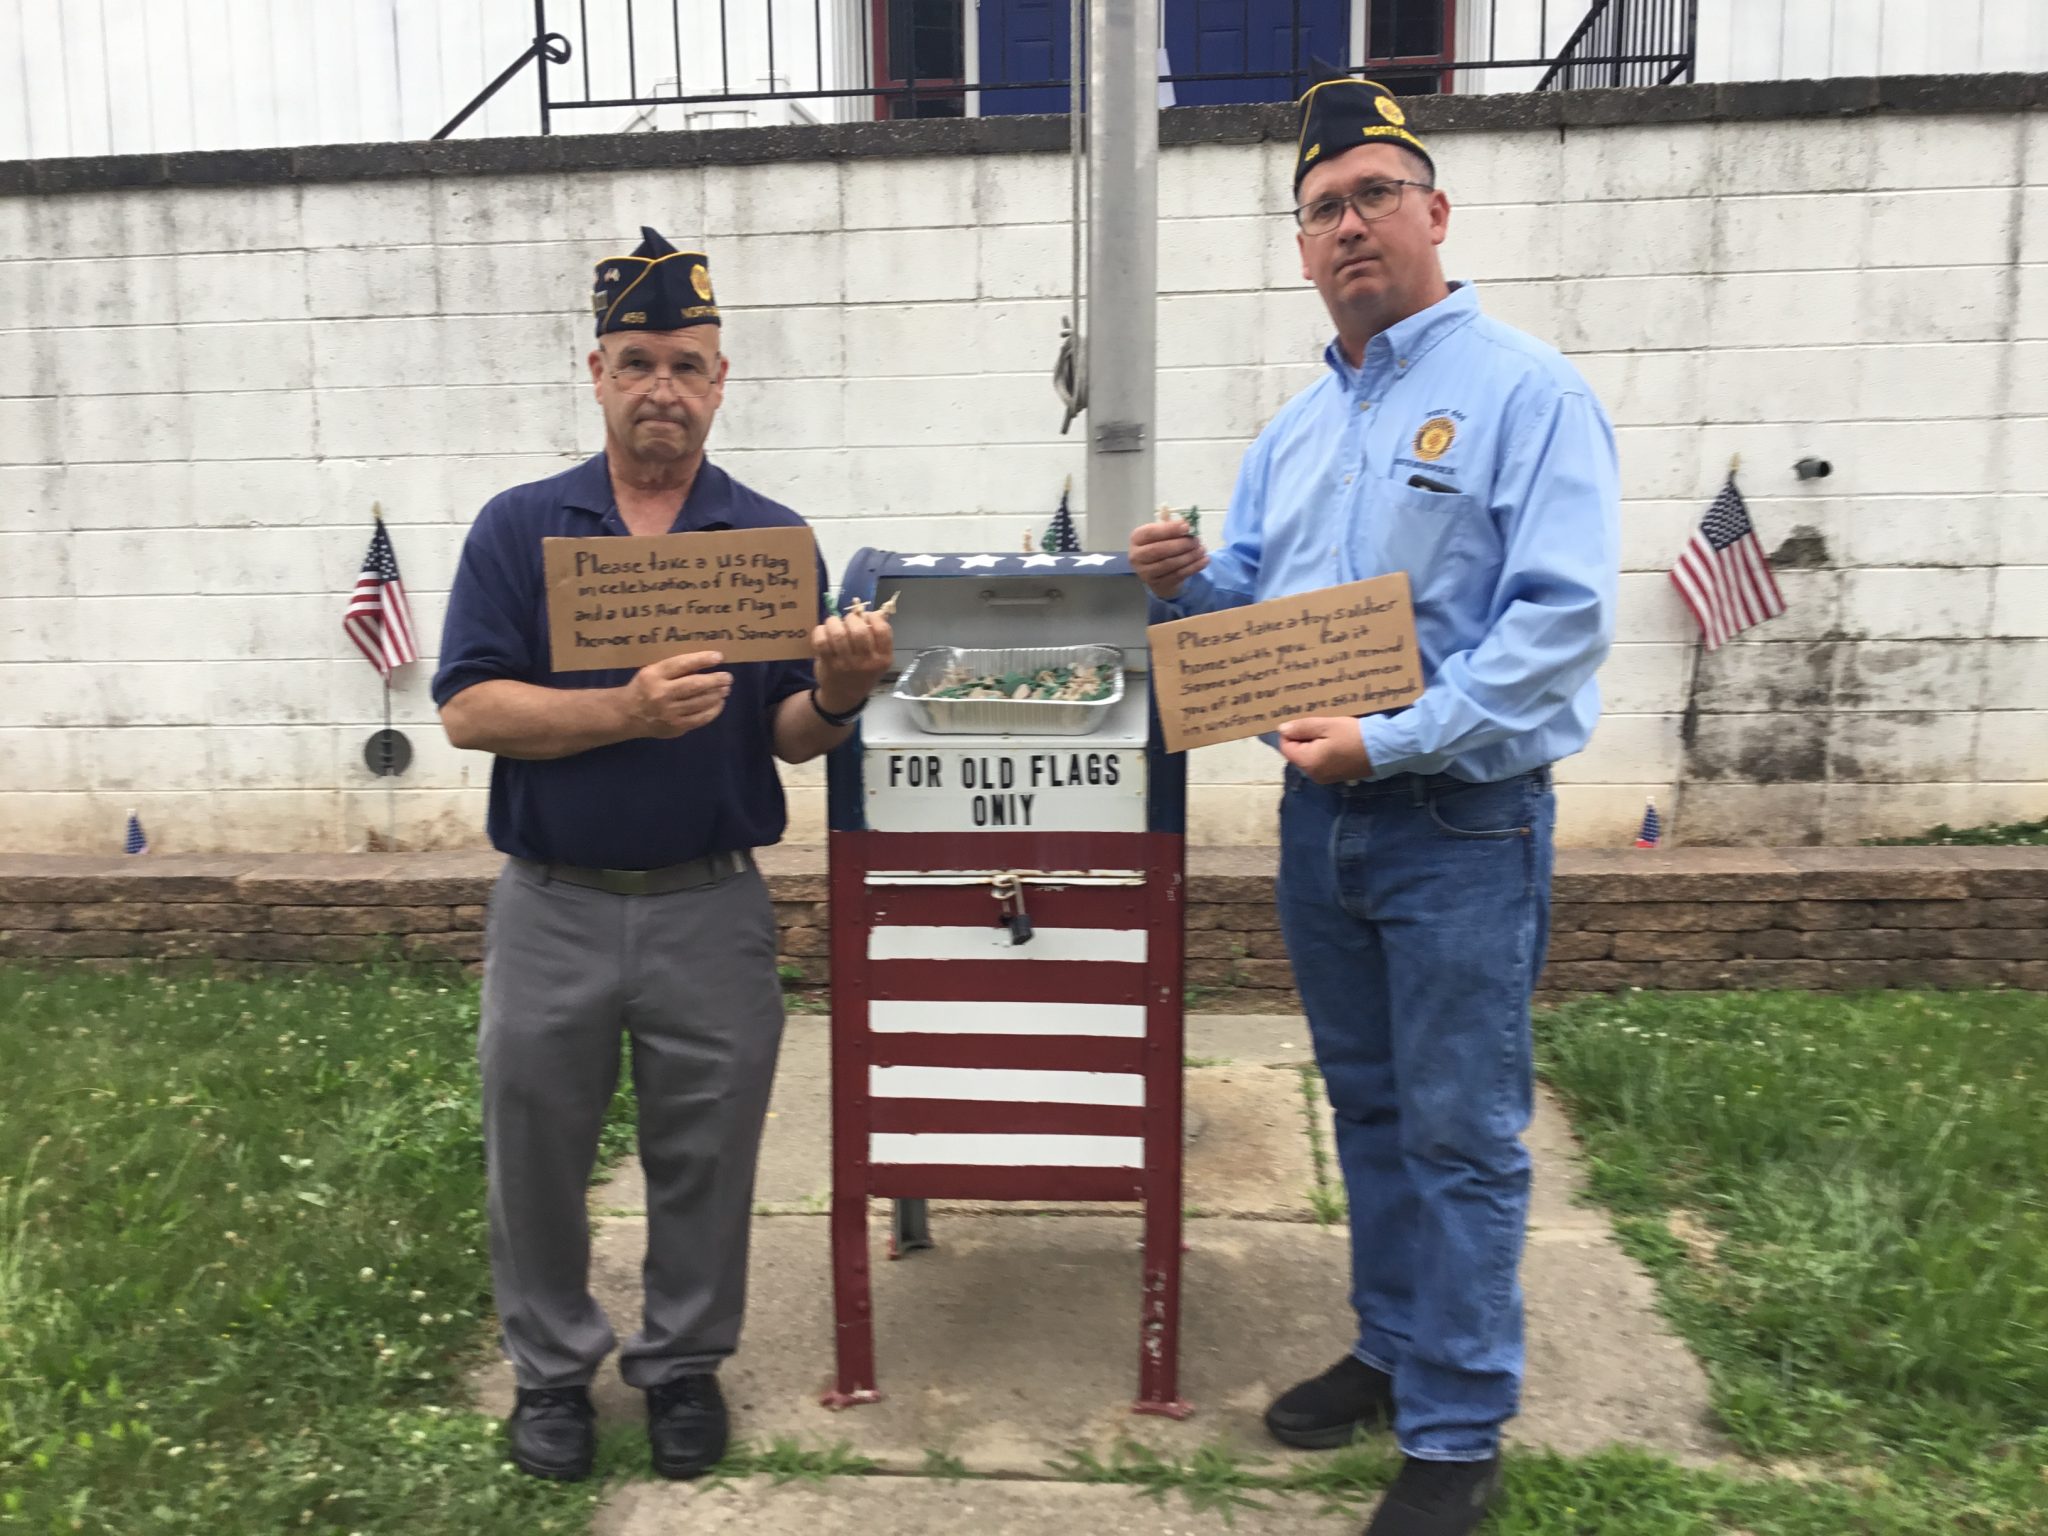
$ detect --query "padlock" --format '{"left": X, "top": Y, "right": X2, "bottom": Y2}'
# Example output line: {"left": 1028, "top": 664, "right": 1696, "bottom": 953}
{"left": 990, "top": 872, "right": 1034, "bottom": 946}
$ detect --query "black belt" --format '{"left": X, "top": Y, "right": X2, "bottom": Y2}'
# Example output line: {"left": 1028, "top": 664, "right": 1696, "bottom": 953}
{"left": 517, "top": 849, "right": 751, "bottom": 896}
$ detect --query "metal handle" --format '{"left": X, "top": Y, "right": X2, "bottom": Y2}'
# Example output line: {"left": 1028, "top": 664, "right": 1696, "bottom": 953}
{"left": 979, "top": 589, "right": 1065, "bottom": 607}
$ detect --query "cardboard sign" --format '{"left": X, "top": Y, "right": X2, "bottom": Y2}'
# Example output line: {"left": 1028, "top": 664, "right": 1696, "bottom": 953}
{"left": 543, "top": 526, "right": 819, "bottom": 671}
{"left": 1148, "top": 574, "right": 1424, "bottom": 753}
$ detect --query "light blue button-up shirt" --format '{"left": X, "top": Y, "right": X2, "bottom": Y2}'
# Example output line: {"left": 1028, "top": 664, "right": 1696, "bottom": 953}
{"left": 1159, "top": 282, "right": 1620, "bottom": 783}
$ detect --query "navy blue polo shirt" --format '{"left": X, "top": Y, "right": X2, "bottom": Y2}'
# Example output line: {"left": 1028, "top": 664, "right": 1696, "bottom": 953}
{"left": 432, "top": 453, "right": 822, "bottom": 869}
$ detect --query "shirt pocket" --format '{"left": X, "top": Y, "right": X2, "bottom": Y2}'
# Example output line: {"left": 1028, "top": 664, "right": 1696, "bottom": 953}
{"left": 1366, "top": 478, "right": 1491, "bottom": 606}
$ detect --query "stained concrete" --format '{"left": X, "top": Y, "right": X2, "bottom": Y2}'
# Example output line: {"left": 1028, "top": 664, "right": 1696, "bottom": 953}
{"left": 475, "top": 1012, "right": 1723, "bottom": 1527}
{"left": 593, "top": 1476, "right": 1370, "bottom": 1536}
{"left": 476, "top": 1209, "right": 1720, "bottom": 1475}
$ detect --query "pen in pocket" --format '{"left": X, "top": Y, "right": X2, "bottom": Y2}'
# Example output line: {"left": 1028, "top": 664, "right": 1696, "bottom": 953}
{"left": 1407, "top": 474, "right": 1457, "bottom": 494}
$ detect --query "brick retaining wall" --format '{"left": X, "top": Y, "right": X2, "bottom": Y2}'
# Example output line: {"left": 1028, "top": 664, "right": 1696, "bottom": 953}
{"left": 3, "top": 848, "right": 2045, "bottom": 1007}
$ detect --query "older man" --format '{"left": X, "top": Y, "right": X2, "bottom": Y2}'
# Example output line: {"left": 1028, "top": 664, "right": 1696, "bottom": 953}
{"left": 435, "top": 229, "right": 890, "bottom": 1482}
{"left": 1131, "top": 82, "right": 1619, "bottom": 1535}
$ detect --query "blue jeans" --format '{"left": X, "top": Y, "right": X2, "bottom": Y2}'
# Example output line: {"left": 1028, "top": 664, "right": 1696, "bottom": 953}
{"left": 1276, "top": 764, "right": 1555, "bottom": 1462}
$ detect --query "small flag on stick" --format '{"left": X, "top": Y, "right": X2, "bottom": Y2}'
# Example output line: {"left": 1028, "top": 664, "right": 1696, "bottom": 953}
{"left": 1634, "top": 800, "right": 1662, "bottom": 850}
{"left": 1669, "top": 475, "right": 1785, "bottom": 652}
{"left": 1042, "top": 478, "right": 1081, "bottom": 554}
{"left": 344, "top": 507, "right": 419, "bottom": 679}
{"left": 123, "top": 810, "right": 149, "bottom": 856}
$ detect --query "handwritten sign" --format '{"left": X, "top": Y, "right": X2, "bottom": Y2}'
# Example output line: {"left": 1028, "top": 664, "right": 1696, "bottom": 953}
{"left": 1148, "top": 574, "right": 1424, "bottom": 753}
{"left": 543, "top": 526, "right": 819, "bottom": 671}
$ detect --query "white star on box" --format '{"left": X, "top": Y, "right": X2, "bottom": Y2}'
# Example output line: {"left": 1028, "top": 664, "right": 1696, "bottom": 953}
{"left": 899, "top": 554, "right": 942, "bottom": 567}
{"left": 1070, "top": 553, "right": 1116, "bottom": 567}
{"left": 957, "top": 555, "right": 1003, "bottom": 569}
{"left": 1018, "top": 554, "right": 1062, "bottom": 568}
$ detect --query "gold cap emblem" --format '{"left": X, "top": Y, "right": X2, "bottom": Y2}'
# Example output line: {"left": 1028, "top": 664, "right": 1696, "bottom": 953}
{"left": 1413, "top": 417, "right": 1456, "bottom": 461}
{"left": 690, "top": 263, "right": 714, "bottom": 302}
{"left": 1375, "top": 94, "right": 1407, "bottom": 126}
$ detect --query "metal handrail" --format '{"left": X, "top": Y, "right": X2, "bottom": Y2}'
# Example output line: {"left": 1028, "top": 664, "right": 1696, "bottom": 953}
{"left": 1535, "top": 0, "right": 1695, "bottom": 92}
{"left": 433, "top": 21, "right": 572, "bottom": 139}
{"left": 434, "top": 1, "right": 1698, "bottom": 138}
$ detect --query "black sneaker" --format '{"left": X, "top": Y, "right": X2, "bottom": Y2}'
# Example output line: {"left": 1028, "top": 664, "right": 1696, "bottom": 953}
{"left": 1365, "top": 1454, "right": 1503, "bottom": 1536}
{"left": 506, "top": 1385, "right": 596, "bottom": 1481}
{"left": 1265, "top": 1355, "right": 1396, "bottom": 1449}
{"left": 646, "top": 1373, "right": 729, "bottom": 1480}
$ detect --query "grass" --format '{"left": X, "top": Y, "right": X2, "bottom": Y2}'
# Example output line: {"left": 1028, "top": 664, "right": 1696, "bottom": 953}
{"left": 1536, "top": 989, "right": 2048, "bottom": 1528}
{"left": 1865, "top": 815, "right": 2048, "bottom": 847}
{"left": 1296, "top": 1063, "right": 1349, "bottom": 1226}
{"left": 8, "top": 966, "right": 2044, "bottom": 1533}
{"left": 0, "top": 964, "right": 634, "bottom": 1535}
{"left": 1043, "top": 1436, "right": 2046, "bottom": 1533}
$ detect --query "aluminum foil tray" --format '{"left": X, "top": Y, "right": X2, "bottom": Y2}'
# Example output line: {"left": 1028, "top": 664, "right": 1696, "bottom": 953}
{"left": 895, "top": 644, "right": 1124, "bottom": 736}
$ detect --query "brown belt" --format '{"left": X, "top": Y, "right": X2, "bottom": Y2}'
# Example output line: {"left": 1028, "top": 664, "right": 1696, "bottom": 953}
{"left": 517, "top": 849, "right": 751, "bottom": 896}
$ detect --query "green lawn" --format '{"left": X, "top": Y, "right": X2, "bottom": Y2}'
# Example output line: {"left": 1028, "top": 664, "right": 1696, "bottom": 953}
{"left": 1533, "top": 988, "right": 2048, "bottom": 1532}
{"left": 3, "top": 968, "right": 2043, "bottom": 1534}
{"left": 0, "top": 966, "right": 633, "bottom": 1534}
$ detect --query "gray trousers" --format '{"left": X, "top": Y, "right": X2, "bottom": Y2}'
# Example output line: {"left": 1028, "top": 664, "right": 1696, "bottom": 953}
{"left": 479, "top": 855, "right": 785, "bottom": 1390}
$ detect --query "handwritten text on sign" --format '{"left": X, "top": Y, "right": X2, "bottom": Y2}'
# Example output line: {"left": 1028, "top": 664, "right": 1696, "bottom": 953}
{"left": 543, "top": 526, "right": 819, "bottom": 670}
{"left": 1148, "top": 574, "right": 1424, "bottom": 753}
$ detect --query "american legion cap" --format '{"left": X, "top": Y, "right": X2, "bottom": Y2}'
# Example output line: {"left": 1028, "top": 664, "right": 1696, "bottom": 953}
{"left": 591, "top": 226, "right": 720, "bottom": 336}
{"left": 1293, "top": 74, "right": 1434, "bottom": 191}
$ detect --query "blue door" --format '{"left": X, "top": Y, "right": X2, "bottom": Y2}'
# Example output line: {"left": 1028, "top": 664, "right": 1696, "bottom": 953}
{"left": 1163, "top": 0, "right": 1349, "bottom": 105}
{"left": 978, "top": 0, "right": 1074, "bottom": 115}
{"left": 979, "top": 0, "right": 1352, "bottom": 116}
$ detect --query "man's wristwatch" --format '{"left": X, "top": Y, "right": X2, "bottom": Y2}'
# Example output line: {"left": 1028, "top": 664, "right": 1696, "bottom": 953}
{"left": 809, "top": 688, "right": 866, "bottom": 728}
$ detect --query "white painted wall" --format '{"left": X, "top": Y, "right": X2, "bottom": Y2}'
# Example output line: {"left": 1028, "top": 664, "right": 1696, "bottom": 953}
{"left": 0, "top": 0, "right": 867, "bottom": 161}
{"left": 3, "top": 110, "right": 2046, "bottom": 853}
{"left": 10, "top": 2, "right": 2048, "bottom": 165}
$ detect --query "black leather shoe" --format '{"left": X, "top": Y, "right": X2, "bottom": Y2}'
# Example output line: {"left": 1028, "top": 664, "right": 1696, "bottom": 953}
{"left": 1265, "top": 1355, "right": 1396, "bottom": 1449}
{"left": 1365, "top": 1455, "right": 1503, "bottom": 1536}
{"left": 647, "top": 1373, "right": 729, "bottom": 1479}
{"left": 506, "top": 1386, "right": 596, "bottom": 1481}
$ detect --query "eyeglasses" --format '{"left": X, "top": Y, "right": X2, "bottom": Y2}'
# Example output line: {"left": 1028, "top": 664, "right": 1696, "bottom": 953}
{"left": 605, "top": 354, "right": 720, "bottom": 397}
{"left": 1292, "top": 179, "right": 1434, "bottom": 235}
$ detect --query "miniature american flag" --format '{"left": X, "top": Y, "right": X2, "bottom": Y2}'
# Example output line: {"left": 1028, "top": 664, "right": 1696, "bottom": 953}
{"left": 1634, "top": 799, "right": 1662, "bottom": 849}
{"left": 343, "top": 516, "right": 418, "bottom": 678}
{"left": 1669, "top": 476, "right": 1785, "bottom": 651}
{"left": 1042, "top": 485, "right": 1082, "bottom": 555}
{"left": 123, "top": 810, "right": 149, "bottom": 855}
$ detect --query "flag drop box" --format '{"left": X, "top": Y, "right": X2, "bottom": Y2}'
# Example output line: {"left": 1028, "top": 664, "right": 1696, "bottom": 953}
{"left": 822, "top": 548, "right": 1191, "bottom": 1417}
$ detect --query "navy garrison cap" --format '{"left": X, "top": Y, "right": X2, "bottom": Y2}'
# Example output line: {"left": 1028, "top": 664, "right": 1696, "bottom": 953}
{"left": 591, "top": 226, "right": 720, "bottom": 336}
{"left": 1293, "top": 73, "right": 1434, "bottom": 191}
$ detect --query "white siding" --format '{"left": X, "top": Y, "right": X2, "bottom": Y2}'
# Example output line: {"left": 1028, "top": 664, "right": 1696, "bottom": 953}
{"left": 0, "top": 0, "right": 871, "bottom": 161}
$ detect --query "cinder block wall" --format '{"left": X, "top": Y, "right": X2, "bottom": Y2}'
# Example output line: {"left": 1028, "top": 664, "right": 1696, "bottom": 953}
{"left": 2, "top": 81, "right": 2045, "bottom": 854}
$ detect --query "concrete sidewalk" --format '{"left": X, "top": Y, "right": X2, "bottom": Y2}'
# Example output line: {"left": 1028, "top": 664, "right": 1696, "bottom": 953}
{"left": 472, "top": 1015, "right": 1723, "bottom": 1527}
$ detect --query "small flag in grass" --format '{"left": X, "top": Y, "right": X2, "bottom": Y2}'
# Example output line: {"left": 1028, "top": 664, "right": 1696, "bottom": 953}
{"left": 1633, "top": 799, "right": 1662, "bottom": 850}
{"left": 124, "top": 810, "right": 149, "bottom": 855}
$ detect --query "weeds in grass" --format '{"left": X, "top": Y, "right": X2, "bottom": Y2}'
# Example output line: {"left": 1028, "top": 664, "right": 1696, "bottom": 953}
{"left": 714, "top": 1436, "right": 877, "bottom": 1485}
{"left": 919, "top": 1447, "right": 971, "bottom": 1481}
{"left": 1296, "top": 1063, "right": 1348, "bottom": 1226}
{"left": 1538, "top": 989, "right": 2048, "bottom": 1526}
{"left": 1865, "top": 815, "right": 2048, "bottom": 847}
{"left": 0, "top": 966, "right": 627, "bottom": 1533}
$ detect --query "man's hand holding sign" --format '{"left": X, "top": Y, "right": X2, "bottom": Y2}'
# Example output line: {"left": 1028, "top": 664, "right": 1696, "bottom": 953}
{"left": 538, "top": 524, "right": 892, "bottom": 759}
{"left": 1137, "top": 512, "right": 1421, "bottom": 777}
